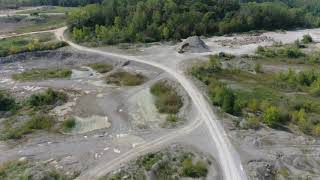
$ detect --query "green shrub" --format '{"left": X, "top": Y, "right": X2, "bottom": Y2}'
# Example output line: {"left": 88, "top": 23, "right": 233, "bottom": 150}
{"left": 254, "top": 63, "right": 263, "bottom": 73}
{"left": 310, "top": 78, "right": 320, "bottom": 96}
{"left": 0, "top": 91, "right": 16, "bottom": 111}
{"left": 139, "top": 153, "right": 162, "bottom": 171}
{"left": 181, "top": 157, "right": 208, "bottom": 178}
{"left": 209, "top": 84, "right": 239, "bottom": 115}
{"left": 106, "top": 71, "right": 145, "bottom": 86}
{"left": 312, "top": 124, "right": 320, "bottom": 137}
{"left": 245, "top": 117, "right": 260, "bottom": 129}
{"left": 291, "top": 108, "right": 312, "bottom": 134}
{"left": 62, "top": 117, "right": 76, "bottom": 132}
{"left": 0, "top": 160, "right": 28, "bottom": 180}
{"left": 150, "top": 82, "right": 183, "bottom": 114}
{"left": 166, "top": 115, "right": 180, "bottom": 123}
{"left": 190, "top": 56, "right": 222, "bottom": 81}
{"left": 28, "top": 89, "right": 67, "bottom": 108}
{"left": 256, "top": 45, "right": 304, "bottom": 58}
{"left": 26, "top": 114, "right": 55, "bottom": 130}
{"left": 302, "top": 34, "right": 313, "bottom": 44}
{"left": 2, "top": 114, "right": 55, "bottom": 140}
{"left": 12, "top": 68, "right": 72, "bottom": 82}
{"left": 88, "top": 63, "right": 113, "bottom": 73}
{"left": 263, "top": 106, "right": 281, "bottom": 128}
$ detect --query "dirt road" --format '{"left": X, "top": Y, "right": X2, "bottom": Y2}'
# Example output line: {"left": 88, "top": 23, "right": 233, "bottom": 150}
{"left": 55, "top": 27, "right": 247, "bottom": 180}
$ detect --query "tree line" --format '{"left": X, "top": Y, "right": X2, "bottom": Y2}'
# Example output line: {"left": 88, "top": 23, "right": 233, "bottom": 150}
{"left": 67, "top": 0, "right": 320, "bottom": 44}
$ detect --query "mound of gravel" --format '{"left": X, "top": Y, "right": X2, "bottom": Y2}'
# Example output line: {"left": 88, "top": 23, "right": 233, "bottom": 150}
{"left": 177, "top": 36, "right": 209, "bottom": 53}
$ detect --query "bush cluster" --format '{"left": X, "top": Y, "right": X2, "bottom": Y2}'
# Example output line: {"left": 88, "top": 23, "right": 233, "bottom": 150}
{"left": 88, "top": 63, "right": 113, "bottom": 73}
{"left": 0, "top": 91, "right": 16, "bottom": 112}
{"left": 105, "top": 71, "right": 145, "bottom": 86}
{"left": 150, "top": 81, "right": 183, "bottom": 114}
{"left": 181, "top": 157, "right": 208, "bottom": 178}
{"left": 28, "top": 88, "right": 67, "bottom": 108}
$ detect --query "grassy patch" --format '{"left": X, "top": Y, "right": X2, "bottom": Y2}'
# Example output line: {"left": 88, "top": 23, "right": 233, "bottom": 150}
{"left": 0, "top": 33, "right": 67, "bottom": 57}
{"left": 257, "top": 45, "right": 304, "bottom": 58}
{"left": 138, "top": 153, "right": 163, "bottom": 171}
{"left": 0, "top": 89, "right": 69, "bottom": 140}
{"left": 12, "top": 68, "right": 71, "bottom": 81}
{"left": 105, "top": 71, "right": 145, "bottom": 86}
{"left": 1, "top": 113, "right": 56, "bottom": 140}
{"left": 166, "top": 114, "right": 181, "bottom": 123}
{"left": 0, "top": 160, "right": 29, "bottom": 180}
{"left": 150, "top": 81, "right": 183, "bottom": 114}
{"left": 28, "top": 88, "right": 67, "bottom": 108}
{"left": 17, "top": 6, "right": 77, "bottom": 14}
{"left": 105, "top": 149, "right": 208, "bottom": 180}
{"left": 16, "top": 15, "right": 67, "bottom": 34}
{"left": 181, "top": 157, "right": 208, "bottom": 178}
{"left": 0, "top": 159, "right": 72, "bottom": 180}
{"left": 88, "top": 63, "right": 113, "bottom": 73}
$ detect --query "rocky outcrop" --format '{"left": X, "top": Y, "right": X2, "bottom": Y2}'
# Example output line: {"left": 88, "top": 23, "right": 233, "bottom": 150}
{"left": 177, "top": 36, "right": 209, "bottom": 53}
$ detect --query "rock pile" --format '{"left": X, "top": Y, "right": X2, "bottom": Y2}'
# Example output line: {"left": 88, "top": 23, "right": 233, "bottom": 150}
{"left": 177, "top": 36, "right": 209, "bottom": 53}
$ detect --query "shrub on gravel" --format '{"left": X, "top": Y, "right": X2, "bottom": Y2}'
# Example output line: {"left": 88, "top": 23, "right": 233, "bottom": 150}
{"left": 0, "top": 159, "right": 72, "bottom": 180}
{"left": 263, "top": 106, "right": 281, "bottom": 128}
{"left": 2, "top": 113, "right": 56, "bottom": 140}
{"left": 12, "top": 68, "right": 72, "bottom": 82}
{"left": 105, "top": 71, "right": 145, "bottom": 86}
{"left": 88, "top": 63, "right": 113, "bottom": 73}
{"left": 181, "top": 157, "right": 208, "bottom": 178}
{"left": 0, "top": 91, "right": 16, "bottom": 112}
{"left": 150, "top": 81, "right": 183, "bottom": 114}
{"left": 28, "top": 89, "right": 67, "bottom": 108}
{"left": 302, "top": 34, "right": 313, "bottom": 44}
{"left": 61, "top": 117, "right": 76, "bottom": 132}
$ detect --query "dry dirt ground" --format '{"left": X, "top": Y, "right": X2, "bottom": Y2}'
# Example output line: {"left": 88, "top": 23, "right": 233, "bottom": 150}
{"left": 1, "top": 9, "right": 320, "bottom": 179}
{"left": 0, "top": 47, "right": 215, "bottom": 178}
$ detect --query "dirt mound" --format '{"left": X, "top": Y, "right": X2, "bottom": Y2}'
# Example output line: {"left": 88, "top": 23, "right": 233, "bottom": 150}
{"left": 177, "top": 36, "right": 209, "bottom": 53}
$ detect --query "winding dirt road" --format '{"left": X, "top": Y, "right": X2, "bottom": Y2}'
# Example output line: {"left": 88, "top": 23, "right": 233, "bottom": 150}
{"left": 55, "top": 27, "right": 247, "bottom": 180}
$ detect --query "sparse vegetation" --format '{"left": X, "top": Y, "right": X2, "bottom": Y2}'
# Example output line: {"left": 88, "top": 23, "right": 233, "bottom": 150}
{"left": 150, "top": 81, "right": 183, "bottom": 114}
{"left": 88, "top": 63, "right": 113, "bottom": 73}
{"left": 105, "top": 71, "right": 145, "bottom": 86}
{"left": 12, "top": 68, "right": 71, "bottom": 81}
{"left": 1, "top": 113, "right": 56, "bottom": 140}
{"left": 0, "top": 159, "right": 72, "bottom": 180}
{"left": 139, "top": 153, "right": 163, "bottom": 171}
{"left": 0, "top": 33, "right": 67, "bottom": 57}
{"left": 104, "top": 148, "right": 208, "bottom": 179}
{"left": 263, "top": 106, "right": 281, "bottom": 128}
{"left": 28, "top": 88, "right": 67, "bottom": 108}
{"left": 182, "top": 157, "right": 208, "bottom": 178}
{"left": 302, "top": 34, "right": 313, "bottom": 44}
{"left": 256, "top": 45, "right": 305, "bottom": 58}
{"left": 0, "top": 89, "right": 69, "bottom": 140}
{"left": 254, "top": 63, "right": 263, "bottom": 73}
{"left": 166, "top": 115, "right": 180, "bottom": 124}
{"left": 190, "top": 54, "right": 320, "bottom": 136}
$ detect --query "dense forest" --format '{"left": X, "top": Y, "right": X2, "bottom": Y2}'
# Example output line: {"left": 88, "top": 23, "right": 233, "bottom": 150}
{"left": 0, "top": 0, "right": 102, "bottom": 8}
{"left": 67, "top": 0, "right": 320, "bottom": 44}
{"left": 242, "top": 0, "right": 320, "bottom": 15}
